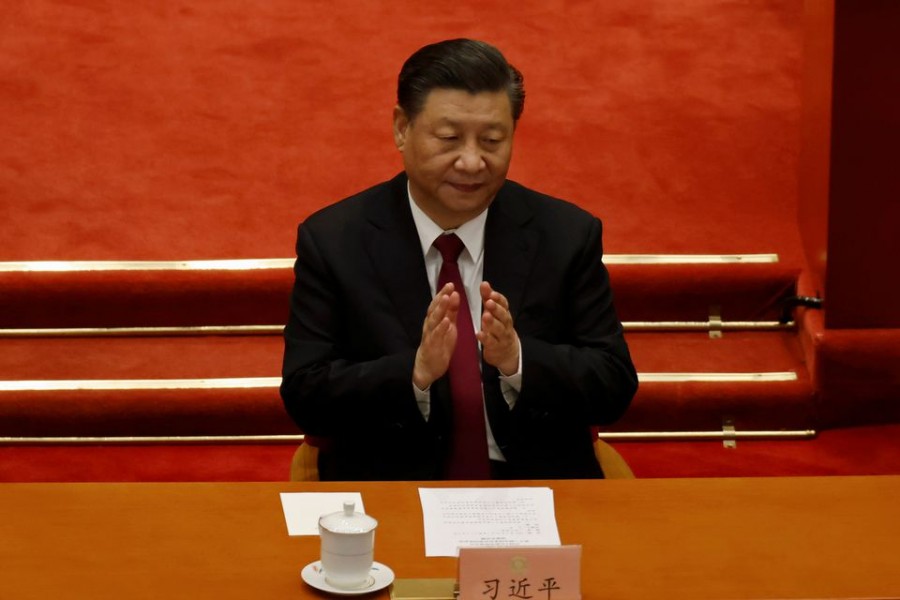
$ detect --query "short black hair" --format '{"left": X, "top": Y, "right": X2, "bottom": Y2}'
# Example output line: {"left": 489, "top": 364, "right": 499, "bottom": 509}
{"left": 397, "top": 39, "right": 525, "bottom": 124}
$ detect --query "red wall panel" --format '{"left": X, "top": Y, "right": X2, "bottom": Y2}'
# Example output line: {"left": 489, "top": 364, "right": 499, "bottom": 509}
{"left": 824, "top": 0, "right": 900, "bottom": 328}
{"left": 797, "top": 0, "right": 833, "bottom": 295}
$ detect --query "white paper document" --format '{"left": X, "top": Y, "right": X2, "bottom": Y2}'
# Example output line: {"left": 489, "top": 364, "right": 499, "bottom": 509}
{"left": 279, "top": 492, "right": 364, "bottom": 536}
{"left": 418, "top": 487, "right": 561, "bottom": 557}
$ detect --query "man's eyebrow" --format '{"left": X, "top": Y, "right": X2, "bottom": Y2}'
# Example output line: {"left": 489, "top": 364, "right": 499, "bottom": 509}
{"left": 434, "top": 117, "right": 510, "bottom": 131}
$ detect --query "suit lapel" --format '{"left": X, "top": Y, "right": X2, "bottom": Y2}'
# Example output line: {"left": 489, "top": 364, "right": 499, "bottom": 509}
{"left": 363, "top": 174, "right": 432, "bottom": 346}
{"left": 360, "top": 178, "right": 538, "bottom": 349}
{"left": 483, "top": 182, "right": 538, "bottom": 320}
{"left": 481, "top": 183, "right": 538, "bottom": 452}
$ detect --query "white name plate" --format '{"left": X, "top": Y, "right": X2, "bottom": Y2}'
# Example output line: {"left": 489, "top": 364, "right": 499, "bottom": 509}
{"left": 458, "top": 545, "right": 581, "bottom": 600}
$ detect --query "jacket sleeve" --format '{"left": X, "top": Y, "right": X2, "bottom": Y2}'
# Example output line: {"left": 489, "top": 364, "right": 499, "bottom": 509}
{"left": 279, "top": 221, "right": 426, "bottom": 439}
{"left": 514, "top": 216, "right": 638, "bottom": 429}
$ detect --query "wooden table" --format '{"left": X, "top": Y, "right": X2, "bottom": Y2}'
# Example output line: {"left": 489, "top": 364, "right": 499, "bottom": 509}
{"left": 1, "top": 477, "right": 898, "bottom": 599}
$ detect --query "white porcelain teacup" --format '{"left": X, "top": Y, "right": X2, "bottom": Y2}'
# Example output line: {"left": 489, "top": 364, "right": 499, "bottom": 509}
{"left": 318, "top": 501, "right": 378, "bottom": 590}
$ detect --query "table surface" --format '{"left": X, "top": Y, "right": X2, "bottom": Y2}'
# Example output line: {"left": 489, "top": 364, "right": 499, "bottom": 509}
{"left": 1, "top": 476, "right": 899, "bottom": 600}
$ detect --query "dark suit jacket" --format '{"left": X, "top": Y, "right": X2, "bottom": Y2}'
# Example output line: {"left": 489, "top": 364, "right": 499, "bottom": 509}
{"left": 281, "top": 173, "right": 637, "bottom": 480}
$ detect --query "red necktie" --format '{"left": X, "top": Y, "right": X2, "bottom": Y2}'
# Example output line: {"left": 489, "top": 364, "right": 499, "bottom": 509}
{"left": 433, "top": 233, "right": 491, "bottom": 479}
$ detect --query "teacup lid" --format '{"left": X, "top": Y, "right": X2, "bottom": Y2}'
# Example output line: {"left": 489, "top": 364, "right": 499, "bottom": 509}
{"left": 319, "top": 501, "right": 378, "bottom": 534}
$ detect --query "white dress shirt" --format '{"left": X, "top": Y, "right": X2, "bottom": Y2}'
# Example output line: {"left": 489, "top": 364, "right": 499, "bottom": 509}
{"left": 407, "top": 187, "right": 522, "bottom": 461}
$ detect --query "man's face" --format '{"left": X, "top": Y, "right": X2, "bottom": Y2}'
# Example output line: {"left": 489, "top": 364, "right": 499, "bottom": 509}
{"left": 393, "top": 88, "right": 515, "bottom": 230}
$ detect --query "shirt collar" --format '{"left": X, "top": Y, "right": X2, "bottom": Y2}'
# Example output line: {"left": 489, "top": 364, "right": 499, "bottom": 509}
{"left": 407, "top": 182, "right": 487, "bottom": 262}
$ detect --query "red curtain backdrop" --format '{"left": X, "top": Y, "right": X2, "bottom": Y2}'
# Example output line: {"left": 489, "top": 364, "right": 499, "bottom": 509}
{"left": 1, "top": 1, "right": 805, "bottom": 264}
{"left": 8, "top": 2, "right": 898, "bottom": 482}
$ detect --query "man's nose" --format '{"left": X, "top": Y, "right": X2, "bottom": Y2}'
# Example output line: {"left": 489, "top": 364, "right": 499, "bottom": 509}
{"left": 454, "top": 143, "right": 486, "bottom": 172}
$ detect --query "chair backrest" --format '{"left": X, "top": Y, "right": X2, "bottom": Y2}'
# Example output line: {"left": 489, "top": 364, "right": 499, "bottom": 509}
{"left": 289, "top": 439, "right": 635, "bottom": 481}
{"left": 594, "top": 439, "right": 635, "bottom": 479}
{"left": 289, "top": 441, "right": 320, "bottom": 481}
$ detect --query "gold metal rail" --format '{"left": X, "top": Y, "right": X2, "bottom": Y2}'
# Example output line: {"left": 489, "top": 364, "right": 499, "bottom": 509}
{"left": 0, "top": 429, "right": 816, "bottom": 445}
{"left": 0, "top": 377, "right": 281, "bottom": 392}
{"left": 0, "top": 325, "right": 282, "bottom": 338}
{"left": 623, "top": 320, "right": 794, "bottom": 332}
{"left": 599, "top": 429, "right": 816, "bottom": 441}
{"left": 0, "top": 372, "right": 798, "bottom": 392}
{"left": 0, "top": 320, "right": 795, "bottom": 338}
{"left": 0, "top": 254, "right": 780, "bottom": 272}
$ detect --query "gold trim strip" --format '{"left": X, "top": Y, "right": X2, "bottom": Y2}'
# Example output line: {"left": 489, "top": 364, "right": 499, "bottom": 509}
{"left": 0, "top": 325, "right": 283, "bottom": 338}
{"left": 603, "top": 254, "right": 779, "bottom": 265}
{"left": 0, "top": 320, "right": 792, "bottom": 338}
{"left": 0, "top": 377, "right": 281, "bottom": 392}
{"left": 0, "top": 254, "right": 779, "bottom": 272}
{"left": 0, "top": 430, "right": 817, "bottom": 445}
{"left": 639, "top": 372, "right": 798, "bottom": 383}
{"left": 0, "top": 373, "right": 796, "bottom": 392}
{"left": 0, "top": 259, "right": 293, "bottom": 272}
{"left": 0, "top": 435, "right": 305, "bottom": 445}
{"left": 623, "top": 320, "right": 794, "bottom": 331}
{"left": 598, "top": 429, "right": 816, "bottom": 441}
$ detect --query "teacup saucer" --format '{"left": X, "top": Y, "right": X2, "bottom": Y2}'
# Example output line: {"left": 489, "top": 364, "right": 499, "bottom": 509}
{"left": 301, "top": 561, "right": 395, "bottom": 596}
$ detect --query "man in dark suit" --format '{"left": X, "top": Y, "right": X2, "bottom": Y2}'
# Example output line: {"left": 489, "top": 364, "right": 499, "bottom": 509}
{"left": 281, "top": 39, "right": 637, "bottom": 481}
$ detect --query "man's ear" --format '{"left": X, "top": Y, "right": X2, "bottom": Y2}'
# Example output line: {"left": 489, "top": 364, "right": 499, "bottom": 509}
{"left": 392, "top": 105, "right": 409, "bottom": 151}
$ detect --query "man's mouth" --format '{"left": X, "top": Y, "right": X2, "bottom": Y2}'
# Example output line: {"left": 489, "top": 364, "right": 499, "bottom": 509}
{"left": 449, "top": 182, "right": 484, "bottom": 193}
